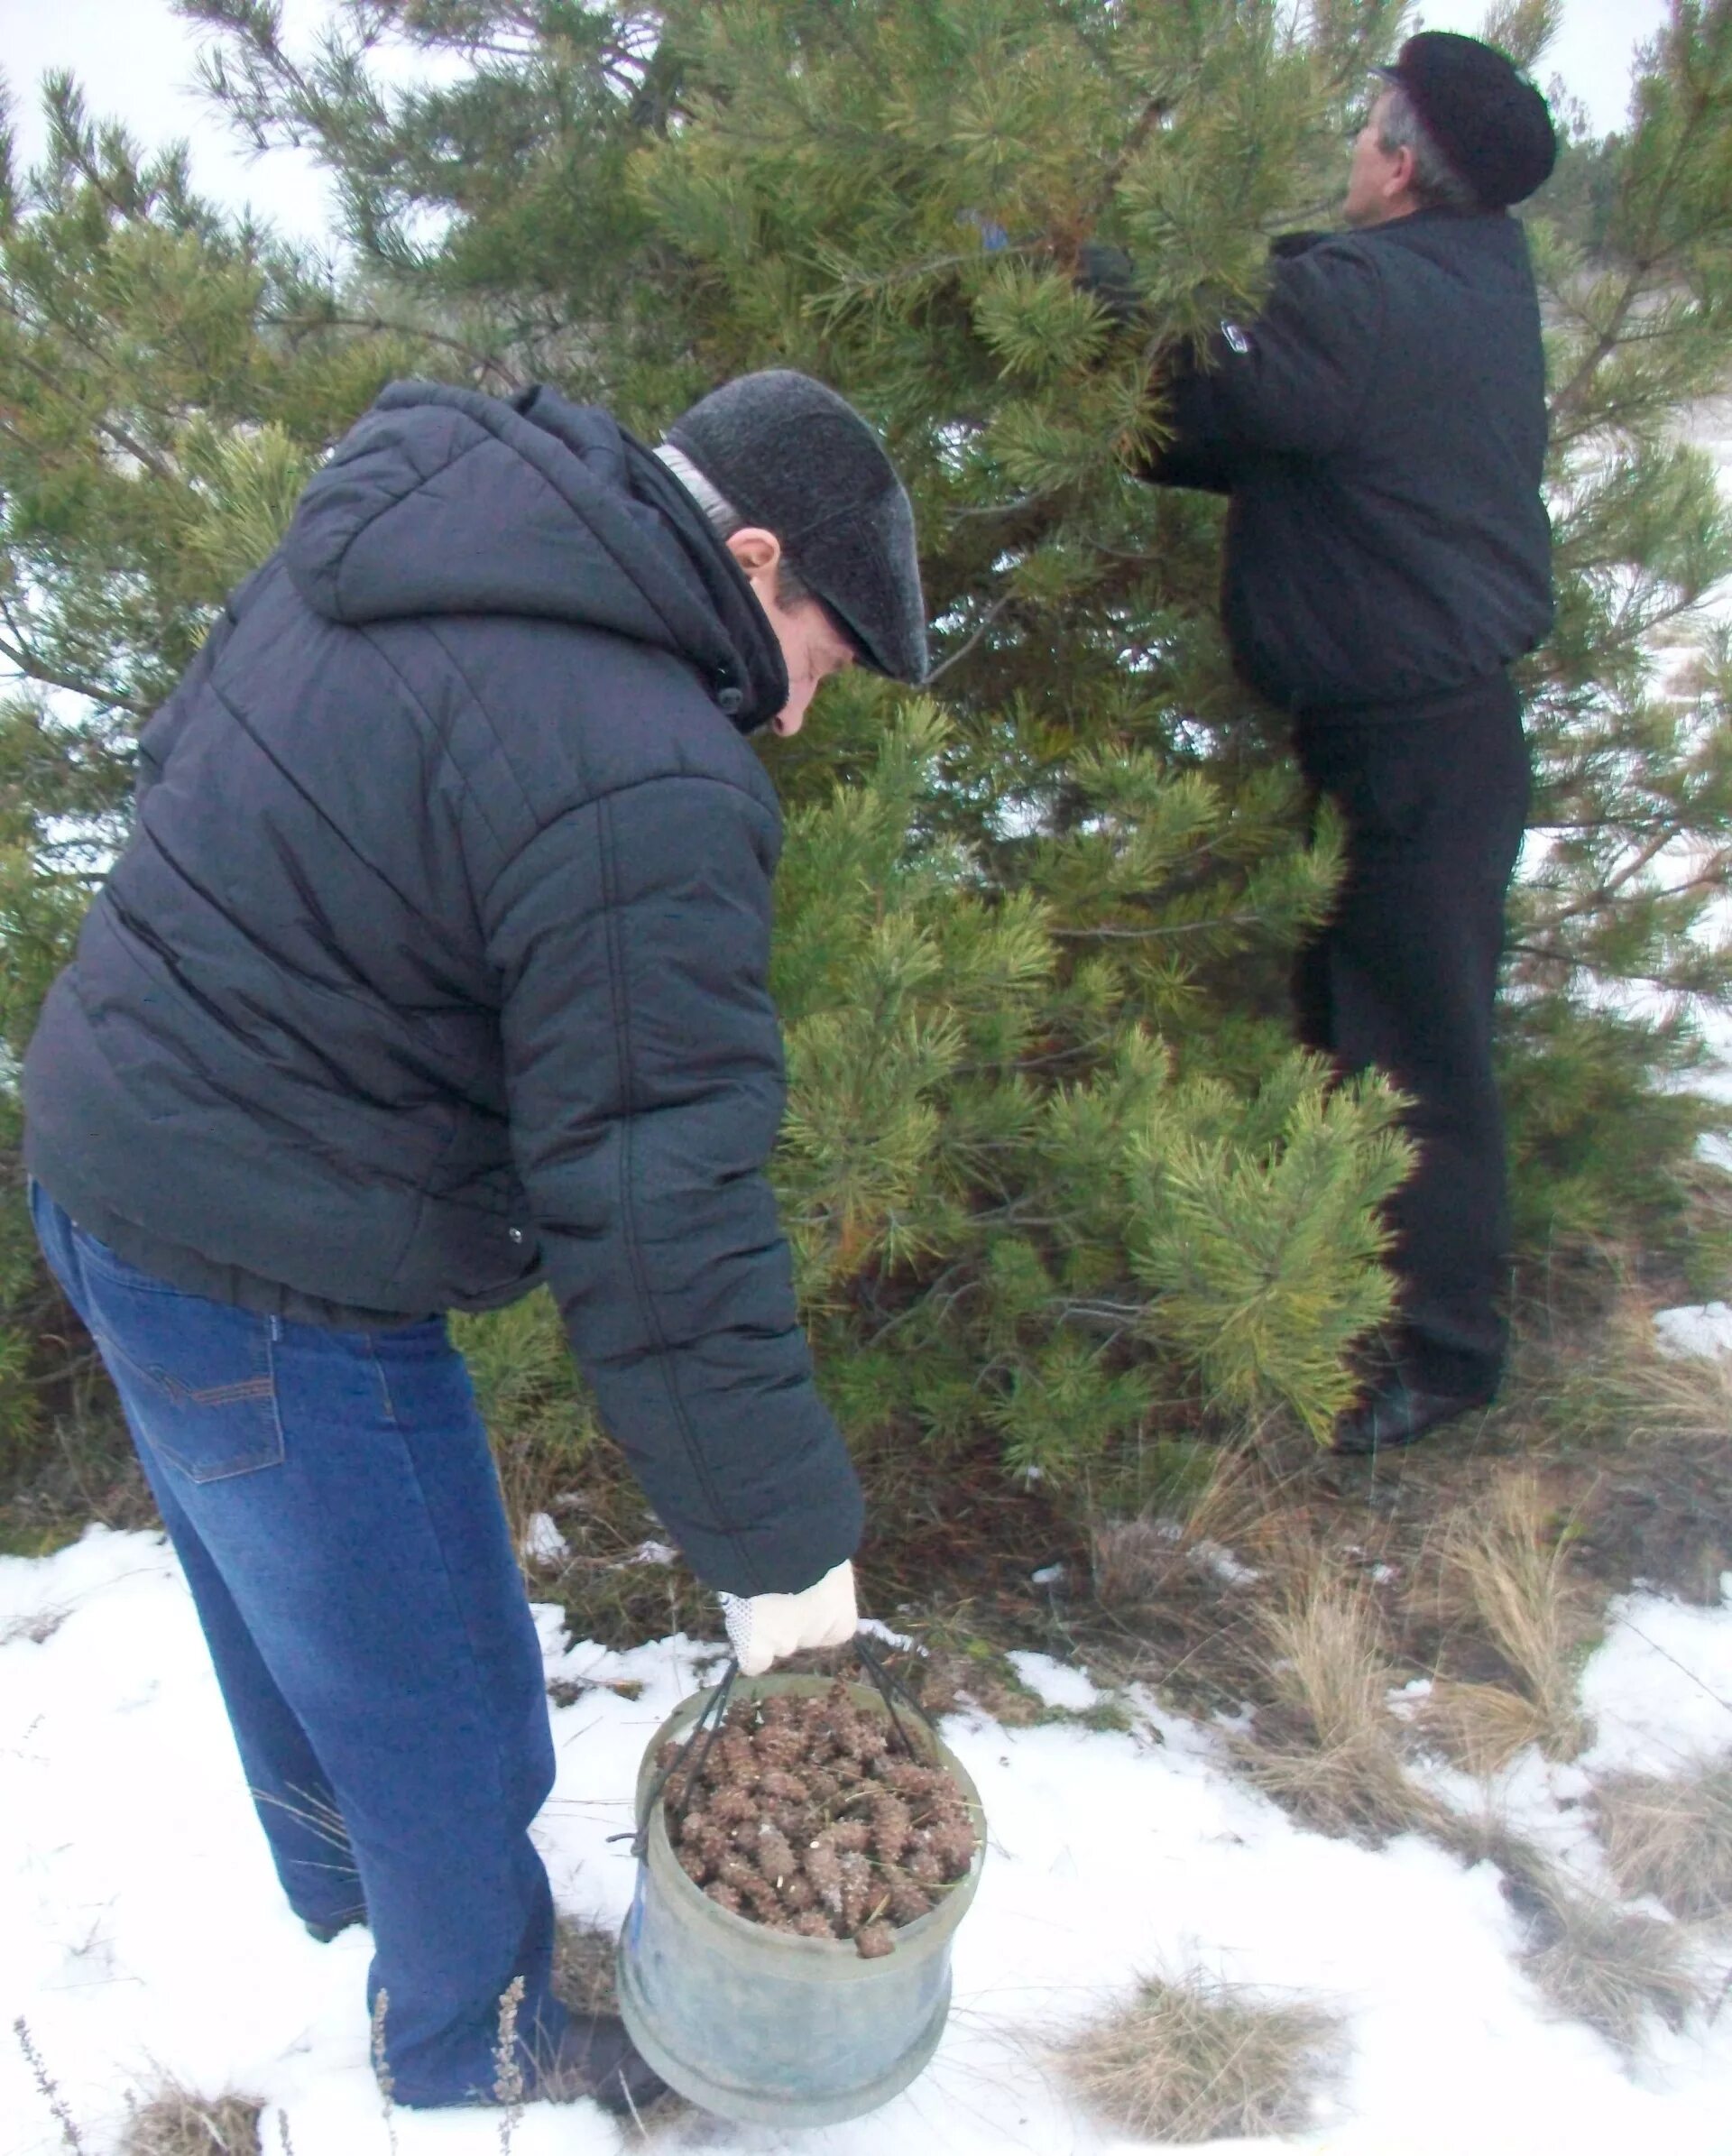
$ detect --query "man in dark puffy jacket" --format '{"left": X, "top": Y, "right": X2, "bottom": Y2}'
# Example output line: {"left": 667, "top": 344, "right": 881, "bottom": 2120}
{"left": 23, "top": 370, "right": 927, "bottom": 2111}
{"left": 1137, "top": 33, "right": 1557, "bottom": 1454}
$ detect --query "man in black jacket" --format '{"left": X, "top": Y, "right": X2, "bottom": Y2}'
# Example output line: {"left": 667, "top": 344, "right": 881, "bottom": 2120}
{"left": 1138, "top": 33, "right": 1557, "bottom": 1453}
{"left": 23, "top": 371, "right": 927, "bottom": 2110}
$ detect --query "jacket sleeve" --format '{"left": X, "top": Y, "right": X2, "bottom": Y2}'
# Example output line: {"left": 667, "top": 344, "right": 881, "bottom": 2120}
{"left": 1138, "top": 241, "right": 1384, "bottom": 481}
{"left": 484, "top": 773, "right": 863, "bottom": 1597}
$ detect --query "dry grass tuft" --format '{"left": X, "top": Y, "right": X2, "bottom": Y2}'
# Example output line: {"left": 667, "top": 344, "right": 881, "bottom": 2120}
{"left": 1522, "top": 1896, "right": 1701, "bottom": 2051}
{"left": 1593, "top": 1757, "right": 1732, "bottom": 1921}
{"left": 552, "top": 1914, "right": 620, "bottom": 2016}
{"left": 1583, "top": 1295, "right": 1732, "bottom": 1449}
{"left": 1056, "top": 1970, "right": 1342, "bottom": 2142}
{"left": 1497, "top": 1847, "right": 1704, "bottom": 2051}
{"left": 1091, "top": 1442, "right": 1286, "bottom": 1607}
{"left": 1432, "top": 1474, "right": 1590, "bottom": 1762}
{"left": 120, "top": 2087, "right": 262, "bottom": 2156}
{"left": 1091, "top": 1514, "right": 1188, "bottom": 1607}
{"left": 1411, "top": 1677, "right": 1558, "bottom": 1777}
{"left": 1240, "top": 1563, "right": 1443, "bottom": 1843}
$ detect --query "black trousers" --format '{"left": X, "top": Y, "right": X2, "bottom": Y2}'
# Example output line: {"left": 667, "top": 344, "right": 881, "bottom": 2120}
{"left": 1292, "top": 671, "right": 1531, "bottom": 1398}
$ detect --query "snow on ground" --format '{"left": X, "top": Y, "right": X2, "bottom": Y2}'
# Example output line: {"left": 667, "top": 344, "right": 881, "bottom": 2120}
{"left": 1654, "top": 1303, "right": 1732, "bottom": 1360}
{"left": 5, "top": 1531, "right": 1732, "bottom": 2156}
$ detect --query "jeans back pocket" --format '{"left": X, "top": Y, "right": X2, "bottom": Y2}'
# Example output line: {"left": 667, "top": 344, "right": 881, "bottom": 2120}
{"left": 75, "top": 1234, "right": 285, "bottom": 1485}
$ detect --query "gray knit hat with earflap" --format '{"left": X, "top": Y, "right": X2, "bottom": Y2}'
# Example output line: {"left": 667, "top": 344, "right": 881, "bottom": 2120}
{"left": 667, "top": 371, "right": 928, "bottom": 685}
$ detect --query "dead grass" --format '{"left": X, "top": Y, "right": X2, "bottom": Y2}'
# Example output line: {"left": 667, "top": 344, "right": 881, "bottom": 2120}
{"left": 1520, "top": 1888, "right": 1702, "bottom": 2050}
{"left": 552, "top": 1914, "right": 619, "bottom": 2016}
{"left": 1570, "top": 1294, "right": 1732, "bottom": 1451}
{"left": 120, "top": 2087, "right": 262, "bottom": 2156}
{"left": 1593, "top": 1757, "right": 1732, "bottom": 1921}
{"left": 1239, "top": 1562, "right": 1444, "bottom": 1843}
{"left": 1433, "top": 1810, "right": 1709, "bottom": 2054}
{"left": 1055, "top": 1970, "right": 1342, "bottom": 2142}
{"left": 1473, "top": 1831, "right": 1705, "bottom": 2051}
{"left": 1410, "top": 1677, "right": 1556, "bottom": 1776}
{"left": 1091, "top": 1442, "right": 1277, "bottom": 1607}
{"left": 1423, "top": 1473, "right": 1591, "bottom": 1764}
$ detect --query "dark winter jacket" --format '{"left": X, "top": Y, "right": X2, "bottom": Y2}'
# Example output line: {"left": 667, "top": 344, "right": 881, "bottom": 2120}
{"left": 23, "top": 380, "right": 862, "bottom": 1596}
{"left": 1144, "top": 209, "right": 1553, "bottom": 713}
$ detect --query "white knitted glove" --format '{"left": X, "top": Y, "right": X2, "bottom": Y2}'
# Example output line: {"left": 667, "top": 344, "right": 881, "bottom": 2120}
{"left": 719, "top": 1560, "right": 858, "bottom": 1676}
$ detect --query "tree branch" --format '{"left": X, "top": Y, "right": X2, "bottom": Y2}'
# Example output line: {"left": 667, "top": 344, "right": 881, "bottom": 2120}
{"left": 263, "top": 310, "right": 526, "bottom": 390}
{"left": 0, "top": 615, "right": 149, "bottom": 718}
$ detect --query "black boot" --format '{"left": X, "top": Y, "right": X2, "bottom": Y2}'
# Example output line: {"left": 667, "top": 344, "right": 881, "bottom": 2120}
{"left": 1330, "top": 1368, "right": 1492, "bottom": 1455}
{"left": 516, "top": 2011, "right": 669, "bottom": 2117}
{"left": 395, "top": 2007, "right": 668, "bottom": 2115}
{"left": 302, "top": 1909, "right": 366, "bottom": 1944}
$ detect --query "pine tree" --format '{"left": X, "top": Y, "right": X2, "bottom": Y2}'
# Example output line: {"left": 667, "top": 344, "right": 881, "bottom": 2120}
{"left": 3, "top": 3, "right": 1729, "bottom": 1510}
{"left": 0, "top": 75, "right": 455, "bottom": 1483}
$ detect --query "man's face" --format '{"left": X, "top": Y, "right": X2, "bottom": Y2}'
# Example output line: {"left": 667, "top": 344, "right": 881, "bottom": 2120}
{"left": 1343, "top": 89, "right": 1413, "bottom": 228}
{"left": 727, "top": 532, "right": 857, "bottom": 736}
{"left": 758, "top": 588, "right": 856, "bottom": 737}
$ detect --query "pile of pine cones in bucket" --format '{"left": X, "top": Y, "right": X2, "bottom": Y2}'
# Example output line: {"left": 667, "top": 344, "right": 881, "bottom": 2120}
{"left": 659, "top": 1680, "right": 979, "bottom": 1958}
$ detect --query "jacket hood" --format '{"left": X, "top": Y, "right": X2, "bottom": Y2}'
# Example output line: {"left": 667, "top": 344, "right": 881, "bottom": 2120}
{"left": 284, "top": 381, "right": 788, "bottom": 732}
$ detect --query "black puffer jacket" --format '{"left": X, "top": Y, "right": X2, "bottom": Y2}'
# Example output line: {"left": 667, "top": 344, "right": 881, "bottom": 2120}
{"left": 1146, "top": 209, "right": 1553, "bottom": 713}
{"left": 23, "top": 380, "right": 861, "bottom": 1595}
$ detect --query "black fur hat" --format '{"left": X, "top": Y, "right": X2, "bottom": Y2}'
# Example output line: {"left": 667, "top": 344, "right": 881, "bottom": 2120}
{"left": 1377, "top": 31, "right": 1557, "bottom": 210}
{"left": 668, "top": 371, "right": 928, "bottom": 686}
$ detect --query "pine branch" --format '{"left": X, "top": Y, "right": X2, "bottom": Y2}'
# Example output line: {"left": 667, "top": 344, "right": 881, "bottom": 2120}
{"left": 926, "top": 594, "right": 1014, "bottom": 682}
{"left": 263, "top": 309, "right": 526, "bottom": 387}
{"left": 1547, "top": 64, "right": 1720, "bottom": 430}
{"left": 0, "top": 604, "right": 148, "bottom": 718}
{"left": 1522, "top": 834, "right": 1731, "bottom": 936}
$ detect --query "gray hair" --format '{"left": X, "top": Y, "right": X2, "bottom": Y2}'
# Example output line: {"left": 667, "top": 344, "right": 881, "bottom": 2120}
{"left": 655, "top": 442, "right": 744, "bottom": 535}
{"left": 1377, "top": 82, "right": 1481, "bottom": 213}
{"left": 654, "top": 441, "right": 812, "bottom": 607}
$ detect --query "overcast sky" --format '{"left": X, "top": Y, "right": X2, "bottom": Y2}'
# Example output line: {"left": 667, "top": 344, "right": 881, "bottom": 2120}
{"left": 4, "top": 0, "right": 1674, "bottom": 246}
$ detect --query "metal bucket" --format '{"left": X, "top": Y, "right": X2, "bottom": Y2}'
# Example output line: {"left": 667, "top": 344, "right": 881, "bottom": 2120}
{"left": 615, "top": 1672, "right": 985, "bottom": 2126}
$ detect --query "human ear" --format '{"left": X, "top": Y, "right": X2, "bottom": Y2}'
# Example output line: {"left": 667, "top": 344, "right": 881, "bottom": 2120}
{"left": 723, "top": 527, "right": 784, "bottom": 578}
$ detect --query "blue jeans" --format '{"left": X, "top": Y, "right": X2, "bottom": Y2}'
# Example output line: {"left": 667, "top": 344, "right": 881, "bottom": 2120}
{"left": 32, "top": 1184, "right": 566, "bottom": 2105}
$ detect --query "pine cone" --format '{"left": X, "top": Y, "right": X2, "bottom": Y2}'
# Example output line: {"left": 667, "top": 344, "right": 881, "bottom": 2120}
{"left": 782, "top": 1869, "right": 817, "bottom": 1912}
{"left": 877, "top": 1757, "right": 939, "bottom": 1798}
{"left": 677, "top": 1845, "right": 707, "bottom": 1885}
{"left": 886, "top": 1877, "right": 934, "bottom": 1925}
{"left": 830, "top": 1818, "right": 872, "bottom": 1856}
{"left": 930, "top": 1820, "right": 977, "bottom": 1879}
{"left": 753, "top": 1801, "right": 804, "bottom": 1845}
{"left": 708, "top": 1786, "right": 756, "bottom": 1827}
{"left": 804, "top": 1837, "right": 844, "bottom": 1915}
{"left": 753, "top": 1723, "right": 805, "bottom": 1774}
{"left": 854, "top": 1921, "right": 897, "bottom": 1960}
{"left": 837, "top": 1850, "right": 873, "bottom": 1933}
{"left": 792, "top": 1909, "right": 837, "bottom": 1939}
{"left": 716, "top": 1851, "right": 760, "bottom": 1899}
{"left": 851, "top": 1718, "right": 889, "bottom": 1762}
{"left": 906, "top": 1842, "right": 944, "bottom": 1887}
{"left": 705, "top": 1881, "right": 744, "bottom": 1914}
{"left": 684, "top": 1820, "right": 731, "bottom": 1876}
{"left": 754, "top": 1823, "right": 798, "bottom": 1887}
{"left": 870, "top": 1794, "right": 913, "bottom": 1865}
{"left": 759, "top": 1767, "right": 810, "bottom": 1802}
{"left": 741, "top": 1872, "right": 786, "bottom": 1923}
{"left": 714, "top": 1731, "right": 758, "bottom": 1785}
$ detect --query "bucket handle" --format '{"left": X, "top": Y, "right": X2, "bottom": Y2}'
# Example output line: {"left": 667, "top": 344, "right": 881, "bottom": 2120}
{"left": 619, "top": 1634, "right": 939, "bottom": 1860}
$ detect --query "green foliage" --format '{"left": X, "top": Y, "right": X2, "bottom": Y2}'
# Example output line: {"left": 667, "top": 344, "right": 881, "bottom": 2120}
{"left": 450, "top": 1291, "right": 600, "bottom": 1479}
{"left": 767, "top": 712, "right": 1407, "bottom": 1465}
{"left": 2, "top": 0, "right": 1729, "bottom": 1506}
